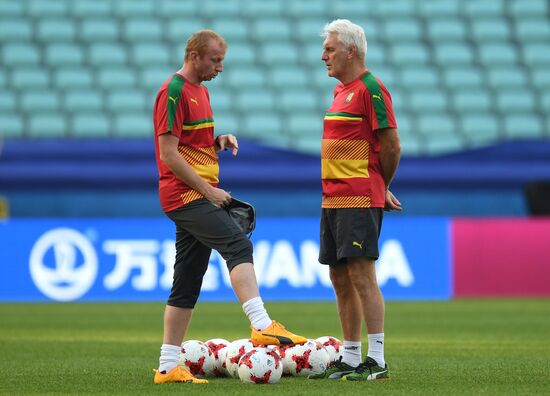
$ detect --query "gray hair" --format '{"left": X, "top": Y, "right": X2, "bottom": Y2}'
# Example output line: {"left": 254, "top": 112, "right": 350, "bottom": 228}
{"left": 322, "top": 19, "right": 367, "bottom": 60}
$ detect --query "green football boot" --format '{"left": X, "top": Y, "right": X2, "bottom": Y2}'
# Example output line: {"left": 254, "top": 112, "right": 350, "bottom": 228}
{"left": 308, "top": 357, "right": 357, "bottom": 379}
{"left": 342, "top": 357, "right": 389, "bottom": 381}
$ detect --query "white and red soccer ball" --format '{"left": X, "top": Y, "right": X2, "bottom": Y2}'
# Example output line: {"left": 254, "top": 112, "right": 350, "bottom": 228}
{"left": 179, "top": 340, "right": 215, "bottom": 377}
{"left": 285, "top": 339, "right": 330, "bottom": 377}
{"left": 237, "top": 347, "right": 283, "bottom": 384}
{"left": 225, "top": 338, "right": 254, "bottom": 378}
{"left": 316, "top": 336, "right": 343, "bottom": 367}
{"left": 205, "top": 338, "right": 230, "bottom": 377}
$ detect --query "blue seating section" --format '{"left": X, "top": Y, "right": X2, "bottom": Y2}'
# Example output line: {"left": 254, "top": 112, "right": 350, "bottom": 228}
{"left": 0, "top": 0, "right": 549, "bottom": 155}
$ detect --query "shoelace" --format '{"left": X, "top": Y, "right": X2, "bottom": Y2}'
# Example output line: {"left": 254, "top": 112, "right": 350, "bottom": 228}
{"left": 354, "top": 357, "right": 377, "bottom": 373}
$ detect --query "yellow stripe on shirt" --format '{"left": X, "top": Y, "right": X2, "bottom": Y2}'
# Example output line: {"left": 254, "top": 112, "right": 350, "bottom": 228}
{"left": 322, "top": 158, "right": 369, "bottom": 179}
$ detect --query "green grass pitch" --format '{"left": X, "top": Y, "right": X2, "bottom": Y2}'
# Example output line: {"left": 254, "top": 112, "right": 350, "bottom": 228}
{"left": 1, "top": 300, "right": 549, "bottom": 395}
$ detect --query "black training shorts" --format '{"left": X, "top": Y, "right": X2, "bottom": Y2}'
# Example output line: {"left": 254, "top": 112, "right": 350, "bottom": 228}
{"left": 165, "top": 198, "right": 253, "bottom": 308}
{"left": 319, "top": 207, "right": 383, "bottom": 265}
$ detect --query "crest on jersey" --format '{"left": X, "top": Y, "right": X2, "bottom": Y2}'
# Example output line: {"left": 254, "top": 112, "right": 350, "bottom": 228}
{"left": 345, "top": 91, "right": 355, "bottom": 103}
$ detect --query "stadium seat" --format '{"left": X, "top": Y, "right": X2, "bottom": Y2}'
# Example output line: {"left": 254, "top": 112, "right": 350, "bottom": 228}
{"left": 268, "top": 67, "right": 308, "bottom": 88}
{"left": 452, "top": 90, "right": 492, "bottom": 112}
{"left": 471, "top": 19, "right": 511, "bottom": 42}
{"left": 515, "top": 18, "right": 550, "bottom": 41}
{"left": 123, "top": 19, "right": 163, "bottom": 41}
{"left": 287, "top": 0, "right": 327, "bottom": 17}
{"left": 434, "top": 43, "right": 474, "bottom": 65}
{"left": 20, "top": 91, "right": 60, "bottom": 113}
{"left": 522, "top": 43, "right": 550, "bottom": 65}
{"left": 10, "top": 69, "right": 50, "bottom": 89}
{"left": 251, "top": 19, "right": 292, "bottom": 41}
{"left": 54, "top": 68, "right": 94, "bottom": 90}
{"left": 198, "top": 0, "right": 241, "bottom": 17}
{"left": 0, "top": 92, "right": 16, "bottom": 111}
{"left": 140, "top": 65, "right": 174, "bottom": 90}
{"left": 296, "top": 19, "right": 326, "bottom": 42}
{"left": 205, "top": 88, "right": 233, "bottom": 112}
{"left": 114, "top": 0, "right": 155, "bottom": 17}
{"left": 276, "top": 89, "right": 318, "bottom": 112}
{"left": 223, "top": 43, "right": 256, "bottom": 66}
{"left": 28, "top": 113, "right": 67, "bottom": 138}
{"left": 396, "top": 114, "right": 422, "bottom": 155}
{"left": 487, "top": 67, "right": 528, "bottom": 89}
{"left": 366, "top": 46, "right": 386, "bottom": 67}
{"left": 478, "top": 44, "right": 518, "bottom": 65}
{"left": 329, "top": 0, "right": 369, "bottom": 18}
{"left": 166, "top": 20, "right": 205, "bottom": 43}
{"left": 212, "top": 19, "right": 250, "bottom": 41}
{"left": 287, "top": 113, "right": 323, "bottom": 137}
{"left": 399, "top": 67, "right": 440, "bottom": 88}
{"left": 377, "top": 0, "right": 416, "bottom": 16}
{"left": 503, "top": 114, "right": 543, "bottom": 138}
{"left": 213, "top": 112, "right": 240, "bottom": 134}
{"left": 461, "top": 114, "right": 500, "bottom": 145}
{"left": 509, "top": 0, "right": 547, "bottom": 16}
{"left": 71, "top": 0, "right": 112, "bottom": 16}
{"left": 383, "top": 19, "right": 422, "bottom": 41}
{"left": 532, "top": 68, "right": 550, "bottom": 89}
{"left": 0, "top": 114, "right": 23, "bottom": 138}
{"left": 235, "top": 90, "right": 275, "bottom": 112}
{"left": 97, "top": 68, "right": 137, "bottom": 89}
{"left": 408, "top": 90, "right": 448, "bottom": 113}
{"left": 71, "top": 113, "right": 111, "bottom": 138}
{"left": 0, "top": 1, "right": 23, "bottom": 16}
{"left": 417, "top": 114, "right": 463, "bottom": 154}
{"left": 225, "top": 68, "right": 266, "bottom": 88}
{"left": 0, "top": 19, "right": 33, "bottom": 41}
{"left": 63, "top": 90, "right": 103, "bottom": 112}
{"left": 259, "top": 43, "right": 300, "bottom": 65}
{"left": 80, "top": 19, "right": 119, "bottom": 42}
{"left": 131, "top": 43, "right": 171, "bottom": 66}
{"left": 28, "top": 0, "right": 68, "bottom": 17}
{"left": 45, "top": 44, "right": 84, "bottom": 66}
{"left": 495, "top": 89, "right": 536, "bottom": 113}
{"left": 88, "top": 43, "right": 128, "bottom": 66}
{"left": 443, "top": 67, "right": 484, "bottom": 88}
{"left": 242, "top": 113, "right": 282, "bottom": 139}
{"left": 113, "top": 113, "right": 152, "bottom": 137}
{"left": 2, "top": 44, "right": 41, "bottom": 66}
{"left": 427, "top": 19, "right": 466, "bottom": 41}
{"left": 417, "top": 0, "right": 460, "bottom": 17}
{"left": 463, "top": 0, "right": 504, "bottom": 16}
{"left": 37, "top": 19, "right": 76, "bottom": 42}
{"left": 157, "top": 0, "right": 197, "bottom": 17}
{"left": 241, "top": 0, "right": 283, "bottom": 17}
{"left": 106, "top": 89, "right": 147, "bottom": 112}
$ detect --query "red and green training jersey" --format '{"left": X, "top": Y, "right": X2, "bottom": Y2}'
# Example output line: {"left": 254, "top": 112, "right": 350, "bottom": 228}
{"left": 153, "top": 73, "right": 218, "bottom": 212}
{"left": 322, "top": 70, "right": 397, "bottom": 209}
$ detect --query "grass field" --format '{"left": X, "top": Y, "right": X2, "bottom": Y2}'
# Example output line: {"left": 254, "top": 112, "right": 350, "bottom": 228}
{"left": 1, "top": 300, "right": 549, "bottom": 395}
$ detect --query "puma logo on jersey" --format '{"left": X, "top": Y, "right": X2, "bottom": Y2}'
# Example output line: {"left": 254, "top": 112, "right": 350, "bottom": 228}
{"left": 352, "top": 241, "right": 363, "bottom": 249}
{"left": 168, "top": 96, "right": 178, "bottom": 105}
{"left": 372, "top": 94, "right": 382, "bottom": 101}
{"left": 190, "top": 98, "right": 199, "bottom": 105}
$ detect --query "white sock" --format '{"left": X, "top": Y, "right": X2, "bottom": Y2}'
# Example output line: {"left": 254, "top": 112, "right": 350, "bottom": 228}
{"left": 342, "top": 340, "right": 362, "bottom": 367}
{"left": 242, "top": 296, "right": 272, "bottom": 330}
{"left": 367, "top": 333, "right": 385, "bottom": 367}
{"left": 158, "top": 343, "right": 181, "bottom": 373}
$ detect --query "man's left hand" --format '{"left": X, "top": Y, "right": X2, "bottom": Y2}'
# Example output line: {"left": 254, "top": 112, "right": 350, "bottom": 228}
{"left": 384, "top": 190, "right": 402, "bottom": 211}
{"left": 215, "top": 134, "right": 239, "bottom": 156}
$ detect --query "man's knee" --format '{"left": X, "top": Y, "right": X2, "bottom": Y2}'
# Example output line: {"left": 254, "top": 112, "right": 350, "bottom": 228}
{"left": 225, "top": 236, "right": 253, "bottom": 271}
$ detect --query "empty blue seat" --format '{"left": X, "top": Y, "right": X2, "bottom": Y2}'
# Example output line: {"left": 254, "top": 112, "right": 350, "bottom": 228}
{"left": 198, "top": 0, "right": 241, "bottom": 17}
{"left": 408, "top": 90, "right": 448, "bottom": 112}
{"left": 63, "top": 90, "right": 103, "bottom": 112}
{"left": 515, "top": 18, "right": 550, "bottom": 41}
{"left": 0, "top": 1, "right": 23, "bottom": 16}
{"left": 213, "top": 112, "right": 239, "bottom": 134}
{"left": 71, "top": 113, "right": 111, "bottom": 138}
{"left": 0, "top": 19, "right": 32, "bottom": 41}
{"left": 11, "top": 69, "right": 49, "bottom": 89}
{"left": 203, "top": 87, "right": 232, "bottom": 112}
{"left": 123, "top": 19, "right": 163, "bottom": 41}
{"left": 384, "top": 19, "right": 422, "bottom": 41}
{"left": 2, "top": 44, "right": 40, "bottom": 65}
{"left": 71, "top": 0, "right": 112, "bottom": 16}
{"left": 242, "top": 113, "right": 282, "bottom": 139}
{"left": 390, "top": 43, "right": 430, "bottom": 64}
{"left": 452, "top": 90, "right": 492, "bottom": 112}
{"left": 223, "top": 44, "right": 256, "bottom": 66}
{"left": 471, "top": 19, "right": 511, "bottom": 41}
{"left": 287, "top": 0, "right": 327, "bottom": 16}
{"left": 530, "top": 67, "right": 550, "bottom": 88}
{"left": 252, "top": 19, "right": 291, "bottom": 41}
{"left": 487, "top": 67, "right": 527, "bottom": 89}
{"left": 235, "top": 91, "right": 275, "bottom": 112}
{"left": 463, "top": 0, "right": 504, "bottom": 16}
{"left": 37, "top": 19, "right": 75, "bottom": 41}
{"left": 503, "top": 114, "right": 543, "bottom": 138}
{"left": 522, "top": 43, "right": 550, "bottom": 65}
{"left": 20, "top": 91, "right": 60, "bottom": 112}
{"left": 269, "top": 67, "right": 308, "bottom": 87}
{"left": 0, "top": 114, "right": 23, "bottom": 138}
{"left": 132, "top": 43, "right": 171, "bottom": 66}
{"left": 496, "top": 89, "right": 536, "bottom": 113}
{"left": 479, "top": 44, "right": 518, "bottom": 64}
{"left": 296, "top": 19, "right": 325, "bottom": 41}
{"left": 225, "top": 68, "right": 266, "bottom": 88}
{"left": 212, "top": 19, "right": 250, "bottom": 40}
{"left": 443, "top": 67, "right": 484, "bottom": 88}
{"left": 417, "top": 114, "right": 463, "bottom": 154}
{"left": 89, "top": 43, "right": 128, "bottom": 65}
{"left": 166, "top": 20, "right": 205, "bottom": 42}
{"left": 113, "top": 113, "right": 151, "bottom": 137}
{"left": 460, "top": 114, "right": 500, "bottom": 145}
{"left": 106, "top": 89, "right": 147, "bottom": 112}
{"left": 140, "top": 66, "right": 174, "bottom": 90}
{"left": 287, "top": 113, "right": 322, "bottom": 137}
{"left": 378, "top": 0, "right": 416, "bottom": 16}
{"left": 434, "top": 43, "right": 474, "bottom": 64}
{"left": 46, "top": 44, "right": 83, "bottom": 66}
{"left": 509, "top": 0, "right": 547, "bottom": 15}
{"left": 157, "top": 0, "right": 197, "bottom": 16}
{"left": 0, "top": 92, "right": 16, "bottom": 111}
{"left": 241, "top": 0, "right": 283, "bottom": 17}
{"left": 260, "top": 43, "right": 299, "bottom": 64}
{"left": 114, "top": 0, "right": 155, "bottom": 17}
{"left": 28, "top": 0, "right": 68, "bottom": 16}
{"left": 329, "top": 0, "right": 369, "bottom": 17}
{"left": 54, "top": 68, "right": 93, "bottom": 90}
{"left": 418, "top": 0, "right": 460, "bottom": 17}
{"left": 80, "top": 19, "right": 119, "bottom": 42}
{"left": 399, "top": 67, "right": 440, "bottom": 87}
{"left": 98, "top": 68, "right": 137, "bottom": 89}
{"left": 277, "top": 89, "right": 318, "bottom": 111}
{"left": 427, "top": 19, "right": 466, "bottom": 41}
{"left": 28, "top": 113, "right": 67, "bottom": 138}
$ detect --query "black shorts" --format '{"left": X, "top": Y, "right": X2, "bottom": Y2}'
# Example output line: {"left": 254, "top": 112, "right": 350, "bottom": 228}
{"left": 165, "top": 198, "right": 253, "bottom": 308}
{"left": 319, "top": 207, "right": 383, "bottom": 265}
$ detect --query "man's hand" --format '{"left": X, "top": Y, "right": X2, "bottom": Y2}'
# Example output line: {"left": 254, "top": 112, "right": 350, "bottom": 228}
{"left": 384, "top": 190, "right": 402, "bottom": 211}
{"left": 215, "top": 134, "right": 239, "bottom": 156}
{"left": 204, "top": 186, "right": 232, "bottom": 208}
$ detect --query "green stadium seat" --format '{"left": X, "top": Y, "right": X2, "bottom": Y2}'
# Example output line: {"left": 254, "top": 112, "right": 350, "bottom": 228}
{"left": 140, "top": 65, "right": 174, "bottom": 90}
{"left": 503, "top": 114, "right": 543, "bottom": 138}
{"left": 0, "top": 1, "right": 23, "bottom": 16}
{"left": 399, "top": 67, "right": 440, "bottom": 87}
{"left": 496, "top": 89, "right": 536, "bottom": 113}
{"left": 378, "top": 0, "right": 416, "bottom": 16}
{"left": 158, "top": 0, "right": 197, "bottom": 16}
{"left": 37, "top": 19, "right": 75, "bottom": 42}
{"left": 235, "top": 91, "right": 275, "bottom": 112}
{"left": 427, "top": 19, "right": 466, "bottom": 41}
{"left": 71, "top": 113, "right": 111, "bottom": 138}
{"left": 471, "top": 19, "right": 511, "bottom": 41}
{"left": 461, "top": 114, "right": 500, "bottom": 146}
{"left": 509, "top": 0, "right": 547, "bottom": 16}
{"left": 515, "top": 18, "right": 550, "bottom": 41}
{"left": 269, "top": 67, "right": 308, "bottom": 87}
{"left": 198, "top": 0, "right": 241, "bottom": 17}
{"left": 46, "top": 44, "right": 84, "bottom": 66}
{"left": 11, "top": 69, "right": 50, "bottom": 89}
{"left": 452, "top": 90, "right": 492, "bottom": 112}
{"left": 63, "top": 91, "right": 103, "bottom": 112}
{"left": 114, "top": 0, "right": 155, "bottom": 17}
{"left": 384, "top": 19, "right": 422, "bottom": 41}
{"left": 241, "top": 0, "right": 283, "bottom": 17}
{"left": 212, "top": 19, "right": 250, "bottom": 40}
{"left": 225, "top": 68, "right": 266, "bottom": 88}
{"left": 80, "top": 19, "right": 119, "bottom": 42}
{"left": 287, "top": 0, "right": 327, "bottom": 16}
{"left": 0, "top": 92, "right": 16, "bottom": 111}
{"left": 98, "top": 68, "right": 137, "bottom": 89}
{"left": 0, "top": 19, "right": 33, "bottom": 41}
{"left": 260, "top": 43, "right": 299, "bottom": 64}
{"left": 89, "top": 43, "right": 128, "bottom": 65}
{"left": 20, "top": 91, "right": 60, "bottom": 112}
{"left": 287, "top": 113, "right": 323, "bottom": 137}
{"left": 390, "top": 43, "right": 430, "bottom": 65}
{"left": 106, "top": 89, "right": 147, "bottom": 112}
{"left": 479, "top": 44, "right": 518, "bottom": 65}
{"left": 242, "top": 113, "right": 282, "bottom": 139}
{"left": 2, "top": 44, "right": 40, "bottom": 66}
{"left": 113, "top": 113, "right": 151, "bottom": 138}
{"left": 276, "top": 89, "right": 318, "bottom": 111}
{"left": 522, "top": 43, "right": 550, "bottom": 65}
{"left": 408, "top": 90, "right": 448, "bottom": 113}
{"left": 28, "top": 0, "right": 68, "bottom": 17}
{"left": 224, "top": 43, "right": 256, "bottom": 66}
{"left": 443, "top": 67, "right": 484, "bottom": 88}
{"left": 28, "top": 113, "right": 67, "bottom": 138}
{"left": 252, "top": 19, "right": 291, "bottom": 41}
{"left": 166, "top": 20, "right": 205, "bottom": 43}
{"left": 71, "top": 0, "right": 112, "bottom": 16}
{"left": 434, "top": 43, "right": 474, "bottom": 64}
{"left": 0, "top": 114, "right": 23, "bottom": 138}
{"left": 463, "top": 0, "right": 504, "bottom": 16}
{"left": 132, "top": 43, "right": 171, "bottom": 66}
{"left": 123, "top": 19, "right": 163, "bottom": 41}
{"left": 213, "top": 112, "right": 239, "bottom": 134}
{"left": 417, "top": 0, "right": 460, "bottom": 17}
{"left": 54, "top": 68, "right": 93, "bottom": 90}
{"left": 487, "top": 67, "right": 528, "bottom": 89}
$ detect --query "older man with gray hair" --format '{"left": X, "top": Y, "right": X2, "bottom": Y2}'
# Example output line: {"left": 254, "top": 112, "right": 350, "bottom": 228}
{"left": 309, "top": 19, "right": 401, "bottom": 382}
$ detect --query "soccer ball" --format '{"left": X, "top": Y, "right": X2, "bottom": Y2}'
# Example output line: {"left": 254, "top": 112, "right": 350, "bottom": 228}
{"left": 237, "top": 347, "right": 283, "bottom": 384}
{"left": 274, "top": 344, "right": 294, "bottom": 375}
{"left": 205, "top": 338, "right": 230, "bottom": 377}
{"left": 286, "top": 339, "right": 329, "bottom": 377}
{"left": 179, "top": 340, "right": 215, "bottom": 377}
{"left": 225, "top": 338, "right": 254, "bottom": 378}
{"left": 316, "top": 336, "right": 343, "bottom": 367}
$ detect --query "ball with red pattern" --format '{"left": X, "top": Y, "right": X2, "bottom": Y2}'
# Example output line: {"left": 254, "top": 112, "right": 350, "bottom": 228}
{"left": 225, "top": 338, "right": 254, "bottom": 378}
{"left": 315, "top": 336, "right": 343, "bottom": 367}
{"left": 179, "top": 340, "right": 215, "bottom": 377}
{"left": 286, "top": 339, "right": 329, "bottom": 377}
{"left": 237, "top": 347, "right": 283, "bottom": 384}
{"left": 273, "top": 344, "right": 294, "bottom": 375}
{"left": 205, "top": 338, "right": 230, "bottom": 377}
